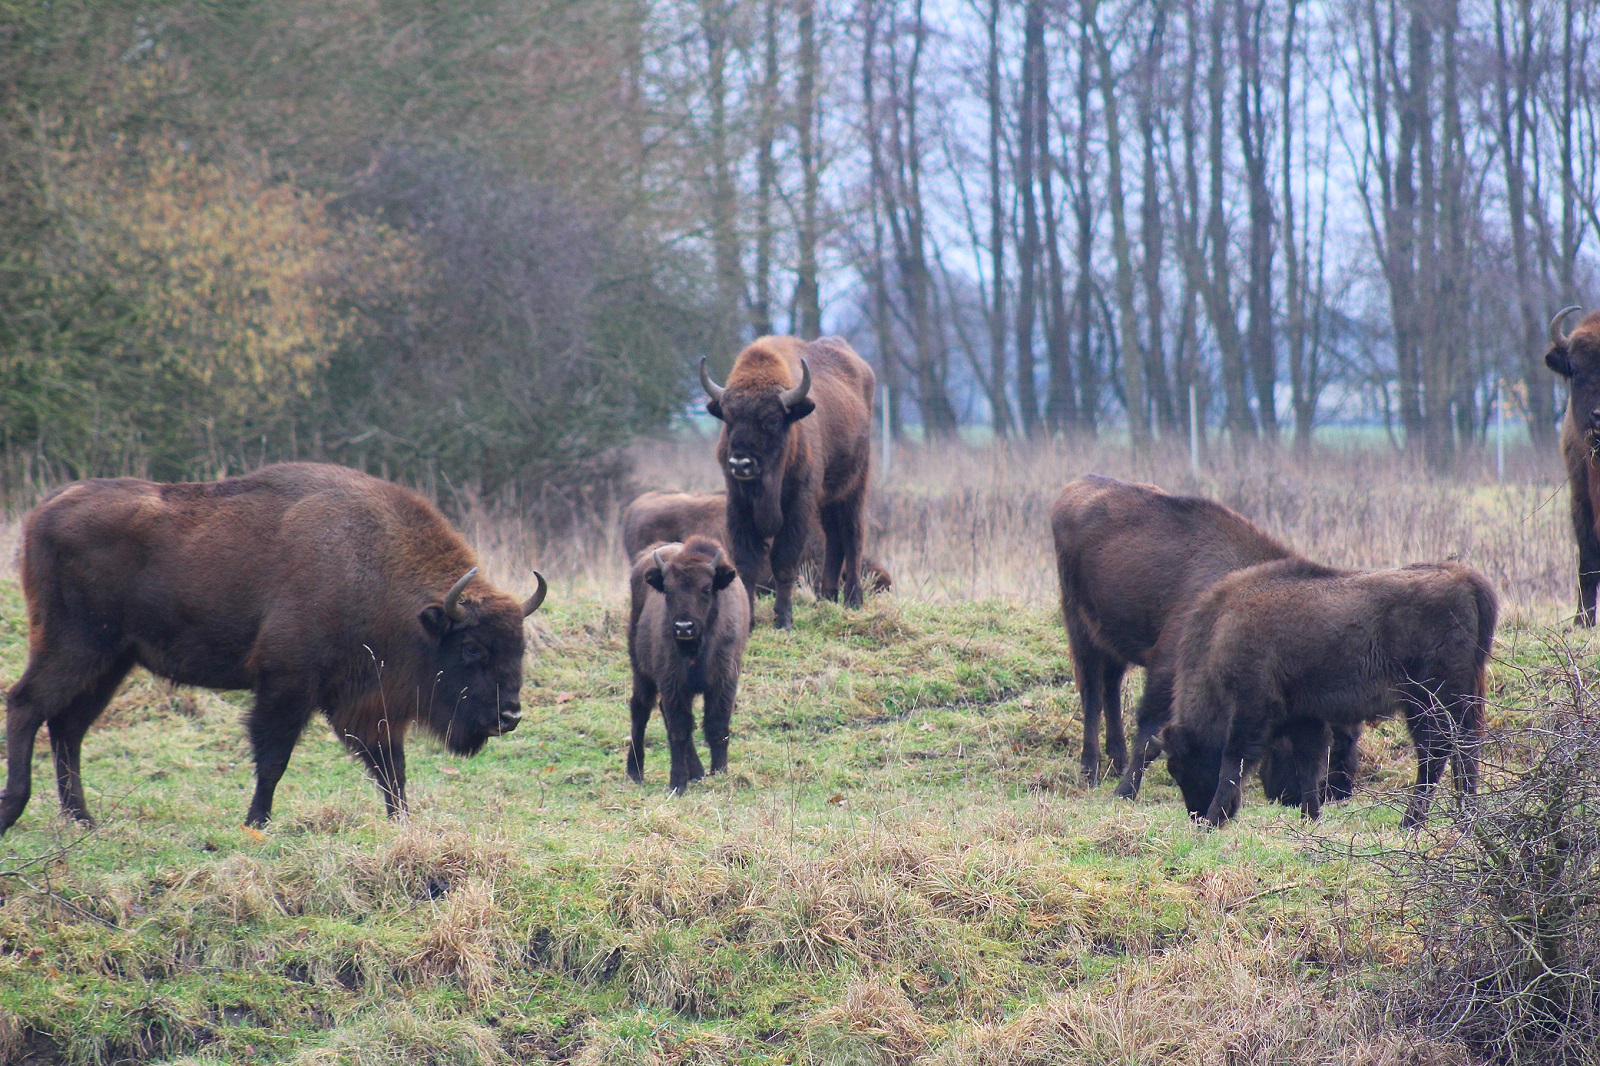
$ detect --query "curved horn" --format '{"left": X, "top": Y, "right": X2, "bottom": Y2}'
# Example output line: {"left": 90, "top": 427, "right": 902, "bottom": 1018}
{"left": 442, "top": 567, "right": 478, "bottom": 623}
{"left": 652, "top": 548, "right": 667, "bottom": 573}
{"left": 1551, "top": 306, "right": 1583, "bottom": 347}
{"left": 521, "top": 571, "right": 548, "bottom": 617}
{"left": 779, "top": 357, "right": 812, "bottom": 410}
{"left": 699, "top": 358, "right": 726, "bottom": 403}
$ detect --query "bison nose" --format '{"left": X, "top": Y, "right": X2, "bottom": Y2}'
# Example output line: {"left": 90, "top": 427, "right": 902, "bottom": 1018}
{"left": 727, "top": 455, "right": 758, "bottom": 480}
{"left": 674, "top": 620, "right": 699, "bottom": 641}
{"left": 498, "top": 703, "right": 522, "bottom": 732}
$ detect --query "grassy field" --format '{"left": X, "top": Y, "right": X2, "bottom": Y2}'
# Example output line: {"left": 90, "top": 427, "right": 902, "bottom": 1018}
{"left": 0, "top": 440, "right": 1590, "bottom": 1064}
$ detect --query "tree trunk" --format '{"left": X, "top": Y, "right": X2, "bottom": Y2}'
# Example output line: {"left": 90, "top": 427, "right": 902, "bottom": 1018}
{"left": 1090, "top": 0, "right": 1148, "bottom": 450}
{"left": 795, "top": 0, "right": 822, "bottom": 337}
{"left": 1014, "top": 0, "right": 1046, "bottom": 436}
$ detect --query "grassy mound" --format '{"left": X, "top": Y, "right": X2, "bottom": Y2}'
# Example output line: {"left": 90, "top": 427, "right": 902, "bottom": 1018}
{"left": 0, "top": 585, "right": 1553, "bottom": 1064}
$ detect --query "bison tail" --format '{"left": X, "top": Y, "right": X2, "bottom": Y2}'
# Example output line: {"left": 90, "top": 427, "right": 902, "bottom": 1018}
{"left": 1467, "top": 572, "right": 1500, "bottom": 735}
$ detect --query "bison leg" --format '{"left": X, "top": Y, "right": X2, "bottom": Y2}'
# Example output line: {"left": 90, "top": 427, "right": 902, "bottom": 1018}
{"left": 703, "top": 681, "right": 736, "bottom": 776}
{"left": 1325, "top": 724, "right": 1362, "bottom": 802}
{"left": 47, "top": 654, "right": 136, "bottom": 826}
{"left": 1067, "top": 633, "right": 1109, "bottom": 785}
{"left": 1204, "top": 703, "right": 1277, "bottom": 827}
{"left": 1281, "top": 720, "right": 1333, "bottom": 821}
{"left": 816, "top": 509, "right": 846, "bottom": 603}
{"left": 1399, "top": 687, "right": 1451, "bottom": 829}
{"left": 244, "top": 680, "right": 317, "bottom": 827}
{"left": 820, "top": 499, "right": 866, "bottom": 609}
{"left": 351, "top": 739, "right": 408, "bottom": 819}
{"left": 1115, "top": 662, "right": 1178, "bottom": 800}
{"left": 659, "top": 688, "right": 701, "bottom": 794}
{"left": 627, "top": 670, "right": 658, "bottom": 783}
{"left": 1575, "top": 489, "right": 1600, "bottom": 626}
{"left": 3, "top": 643, "right": 130, "bottom": 835}
{"left": 1100, "top": 660, "right": 1129, "bottom": 777}
{"left": 768, "top": 525, "right": 808, "bottom": 630}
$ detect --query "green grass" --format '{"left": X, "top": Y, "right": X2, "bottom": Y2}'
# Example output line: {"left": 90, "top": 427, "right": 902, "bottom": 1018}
{"left": 0, "top": 584, "right": 1566, "bottom": 1064}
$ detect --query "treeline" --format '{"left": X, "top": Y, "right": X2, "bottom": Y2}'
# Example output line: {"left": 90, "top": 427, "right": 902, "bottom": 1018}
{"left": 0, "top": 0, "right": 711, "bottom": 504}
{"left": 3, "top": 1, "right": 1599, "bottom": 501}
{"left": 666, "top": 0, "right": 1600, "bottom": 464}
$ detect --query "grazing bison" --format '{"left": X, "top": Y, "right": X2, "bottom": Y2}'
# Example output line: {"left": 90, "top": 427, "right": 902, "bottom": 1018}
{"left": 1544, "top": 306, "right": 1600, "bottom": 625}
{"left": 1053, "top": 476, "right": 1361, "bottom": 801}
{"left": 620, "top": 489, "right": 892, "bottom": 596}
{"left": 700, "top": 335, "right": 875, "bottom": 629}
{"left": 0, "top": 464, "right": 546, "bottom": 834}
{"left": 1160, "top": 560, "right": 1495, "bottom": 829}
{"left": 627, "top": 536, "right": 749, "bottom": 792}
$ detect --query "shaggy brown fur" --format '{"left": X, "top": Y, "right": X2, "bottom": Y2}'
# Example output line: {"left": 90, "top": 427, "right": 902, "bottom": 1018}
{"left": 620, "top": 489, "right": 891, "bottom": 595}
{"left": 1, "top": 463, "right": 546, "bottom": 832}
{"left": 1160, "top": 559, "right": 1496, "bottom": 828}
{"left": 626, "top": 536, "right": 750, "bottom": 792}
{"left": 702, "top": 336, "right": 875, "bottom": 628}
{"left": 1052, "top": 476, "right": 1358, "bottom": 804}
{"left": 1544, "top": 308, "right": 1600, "bottom": 624}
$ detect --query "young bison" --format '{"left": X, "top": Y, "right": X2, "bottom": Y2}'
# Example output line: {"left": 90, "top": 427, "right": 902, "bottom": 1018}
{"left": 627, "top": 536, "right": 750, "bottom": 792}
{"left": 1161, "top": 560, "right": 1496, "bottom": 829}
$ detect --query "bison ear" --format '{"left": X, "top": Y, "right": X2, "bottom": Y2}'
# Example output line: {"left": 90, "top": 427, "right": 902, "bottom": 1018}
{"left": 713, "top": 563, "right": 738, "bottom": 591}
{"left": 419, "top": 605, "right": 454, "bottom": 639}
{"left": 645, "top": 566, "right": 666, "bottom": 593}
{"left": 705, "top": 398, "right": 725, "bottom": 421}
{"left": 1547, "top": 347, "right": 1574, "bottom": 377}
{"left": 783, "top": 397, "right": 816, "bottom": 424}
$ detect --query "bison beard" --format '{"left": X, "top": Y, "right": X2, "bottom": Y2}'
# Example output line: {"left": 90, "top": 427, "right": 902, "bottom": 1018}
{"left": 701, "top": 336, "right": 875, "bottom": 629}
{"left": 1544, "top": 306, "right": 1600, "bottom": 625}
{"left": 0, "top": 464, "right": 546, "bottom": 833}
{"left": 1159, "top": 559, "right": 1496, "bottom": 829}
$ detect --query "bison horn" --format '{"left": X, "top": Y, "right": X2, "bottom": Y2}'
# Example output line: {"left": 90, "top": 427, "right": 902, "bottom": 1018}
{"left": 1551, "top": 306, "right": 1583, "bottom": 348}
{"left": 522, "top": 571, "right": 547, "bottom": 617}
{"left": 652, "top": 548, "right": 667, "bottom": 573}
{"left": 699, "top": 358, "right": 726, "bottom": 403}
{"left": 780, "top": 358, "right": 812, "bottom": 411}
{"left": 442, "top": 567, "right": 477, "bottom": 623}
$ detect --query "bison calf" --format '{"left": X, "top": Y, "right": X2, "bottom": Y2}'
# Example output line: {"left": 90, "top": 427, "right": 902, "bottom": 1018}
{"left": 627, "top": 536, "right": 750, "bottom": 792}
{"left": 1, "top": 464, "right": 545, "bottom": 833}
{"left": 1160, "top": 560, "right": 1496, "bottom": 829}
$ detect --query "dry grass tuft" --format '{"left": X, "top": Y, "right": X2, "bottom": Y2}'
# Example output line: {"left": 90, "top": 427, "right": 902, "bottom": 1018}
{"left": 924, "top": 935, "right": 1472, "bottom": 1066}
{"left": 290, "top": 1007, "right": 509, "bottom": 1065}
{"left": 408, "top": 876, "right": 504, "bottom": 1000}
{"left": 805, "top": 976, "right": 931, "bottom": 1066}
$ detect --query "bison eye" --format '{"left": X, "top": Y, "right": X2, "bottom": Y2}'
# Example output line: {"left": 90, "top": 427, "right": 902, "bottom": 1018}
{"left": 462, "top": 642, "right": 486, "bottom": 665}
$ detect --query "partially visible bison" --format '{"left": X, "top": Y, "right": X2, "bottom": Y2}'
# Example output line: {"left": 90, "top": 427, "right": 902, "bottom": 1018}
{"left": 1544, "top": 305, "right": 1600, "bottom": 625}
{"left": 627, "top": 536, "right": 749, "bottom": 792}
{"left": 1160, "top": 560, "right": 1495, "bottom": 828}
{"left": 620, "top": 489, "right": 892, "bottom": 596}
{"left": 1, "top": 463, "right": 546, "bottom": 834}
{"left": 700, "top": 335, "right": 875, "bottom": 628}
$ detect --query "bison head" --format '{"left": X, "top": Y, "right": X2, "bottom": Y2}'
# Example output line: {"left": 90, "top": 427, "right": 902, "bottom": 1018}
{"left": 1159, "top": 724, "right": 1226, "bottom": 822}
{"left": 419, "top": 567, "right": 547, "bottom": 755}
{"left": 645, "top": 537, "right": 738, "bottom": 657}
{"left": 701, "top": 357, "right": 815, "bottom": 486}
{"left": 1546, "top": 306, "right": 1600, "bottom": 446}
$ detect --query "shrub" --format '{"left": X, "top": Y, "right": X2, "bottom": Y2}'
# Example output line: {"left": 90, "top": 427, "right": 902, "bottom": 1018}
{"left": 1385, "top": 645, "right": 1600, "bottom": 1065}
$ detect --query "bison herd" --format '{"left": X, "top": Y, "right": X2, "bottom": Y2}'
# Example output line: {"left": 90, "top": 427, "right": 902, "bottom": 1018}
{"left": 11, "top": 308, "right": 1600, "bottom": 835}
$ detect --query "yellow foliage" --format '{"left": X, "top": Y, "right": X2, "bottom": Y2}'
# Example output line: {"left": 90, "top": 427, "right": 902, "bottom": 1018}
{"left": 49, "top": 140, "right": 417, "bottom": 434}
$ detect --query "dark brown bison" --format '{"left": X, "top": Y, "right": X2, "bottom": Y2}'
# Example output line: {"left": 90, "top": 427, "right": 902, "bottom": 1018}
{"left": 700, "top": 335, "right": 875, "bottom": 629}
{"left": 1160, "top": 560, "right": 1495, "bottom": 829}
{"left": 626, "top": 536, "right": 750, "bottom": 792}
{"left": 620, "top": 489, "right": 892, "bottom": 596}
{"left": 0, "top": 463, "right": 546, "bottom": 834}
{"left": 1545, "top": 306, "right": 1600, "bottom": 625}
